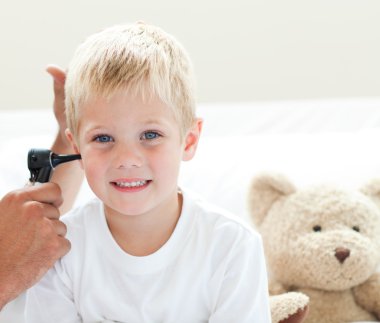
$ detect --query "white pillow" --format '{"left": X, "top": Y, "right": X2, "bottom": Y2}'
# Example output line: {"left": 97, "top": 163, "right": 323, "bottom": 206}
{"left": 179, "top": 129, "right": 380, "bottom": 225}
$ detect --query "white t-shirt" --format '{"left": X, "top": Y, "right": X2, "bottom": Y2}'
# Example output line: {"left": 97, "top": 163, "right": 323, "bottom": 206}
{"left": 25, "top": 189, "right": 271, "bottom": 323}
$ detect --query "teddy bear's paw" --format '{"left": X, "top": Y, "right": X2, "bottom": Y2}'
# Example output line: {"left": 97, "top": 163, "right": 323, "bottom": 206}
{"left": 270, "top": 292, "right": 309, "bottom": 323}
{"left": 354, "top": 272, "right": 380, "bottom": 318}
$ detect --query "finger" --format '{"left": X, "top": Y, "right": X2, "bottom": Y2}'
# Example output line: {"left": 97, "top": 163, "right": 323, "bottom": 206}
{"left": 46, "top": 65, "right": 66, "bottom": 101}
{"left": 25, "top": 183, "right": 63, "bottom": 208}
{"left": 46, "top": 65, "right": 66, "bottom": 85}
{"left": 56, "top": 236, "right": 71, "bottom": 258}
{"left": 25, "top": 200, "right": 61, "bottom": 220}
{"left": 50, "top": 219, "right": 67, "bottom": 236}
{"left": 45, "top": 236, "right": 72, "bottom": 266}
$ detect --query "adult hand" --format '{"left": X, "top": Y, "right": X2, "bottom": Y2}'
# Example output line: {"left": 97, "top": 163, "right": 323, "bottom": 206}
{"left": 0, "top": 183, "right": 70, "bottom": 309}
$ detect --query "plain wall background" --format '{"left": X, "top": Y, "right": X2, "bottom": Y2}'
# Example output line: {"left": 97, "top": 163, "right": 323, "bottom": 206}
{"left": 0, "top": 0, "right": 379, "bottom": 110}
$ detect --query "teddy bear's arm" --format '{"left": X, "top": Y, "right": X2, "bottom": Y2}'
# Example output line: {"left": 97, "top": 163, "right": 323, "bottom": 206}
{"left": 353, "top": 272, "right": 380, "bottom": 318}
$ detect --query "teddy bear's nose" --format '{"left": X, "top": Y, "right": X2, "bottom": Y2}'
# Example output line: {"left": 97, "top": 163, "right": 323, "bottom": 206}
{"left": 335, "top": 247, "right": 350, "bottom": 264}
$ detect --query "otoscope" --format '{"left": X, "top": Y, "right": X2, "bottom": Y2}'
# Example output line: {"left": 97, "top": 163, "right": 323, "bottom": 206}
{"left": 28, "top": 148, "right": 81, "bottom": 183}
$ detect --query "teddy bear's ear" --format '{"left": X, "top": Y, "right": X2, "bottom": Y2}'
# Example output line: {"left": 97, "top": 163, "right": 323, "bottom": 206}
{"left": 248, "top": 173, "right": 296, "bottom": 227}
{"left": 360, "top": 178, "right": 380, "bottom": 209}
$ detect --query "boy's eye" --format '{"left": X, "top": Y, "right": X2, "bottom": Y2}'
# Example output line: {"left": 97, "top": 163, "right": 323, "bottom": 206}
{"left": 94, "top": 135, "right": 113, "bottom": 143}
{"left": 141, "top": 131, "right": 160, "bottom": 140}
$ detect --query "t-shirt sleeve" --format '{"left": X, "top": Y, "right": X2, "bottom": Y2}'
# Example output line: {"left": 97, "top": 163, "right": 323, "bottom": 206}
{"left": 25, "top": 259, "right": 81, "bottom": 323}
{"left": 209, "top": 231, "right": 271, "bottom": 323}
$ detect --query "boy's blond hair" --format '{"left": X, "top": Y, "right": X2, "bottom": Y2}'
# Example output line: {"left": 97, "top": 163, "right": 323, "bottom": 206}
{"left": 65, "top": 22, "right": 196, "bottom": 139}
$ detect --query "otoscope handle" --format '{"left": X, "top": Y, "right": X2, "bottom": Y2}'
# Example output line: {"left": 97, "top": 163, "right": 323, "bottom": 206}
{"left": 35, "top": 166, "right": 53, "bottom": 183}
{"left": 28, "top": 148, "right": 81, "bottom": 184}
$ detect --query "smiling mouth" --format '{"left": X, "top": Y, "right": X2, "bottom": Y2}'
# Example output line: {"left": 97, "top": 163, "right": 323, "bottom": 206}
{"left": 110, "top": 180, "right": 152, "bottom": 190}
{"left": 114, "top": 180, "right": 148, "bottom": 188}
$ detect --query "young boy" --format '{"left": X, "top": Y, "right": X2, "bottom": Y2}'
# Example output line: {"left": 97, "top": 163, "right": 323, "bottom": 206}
{"left": 25, "top": 22, "right": 271, "bottom": 322}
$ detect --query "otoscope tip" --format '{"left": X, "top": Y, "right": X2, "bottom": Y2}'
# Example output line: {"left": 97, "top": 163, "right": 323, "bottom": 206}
{"left": 51, "top": 153, "right": 81, "bottom": 168}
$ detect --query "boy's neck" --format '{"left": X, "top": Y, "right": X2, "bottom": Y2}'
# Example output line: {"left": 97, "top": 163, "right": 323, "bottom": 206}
{"left": 104, "top": 190, "right": 183, "bottom": 257}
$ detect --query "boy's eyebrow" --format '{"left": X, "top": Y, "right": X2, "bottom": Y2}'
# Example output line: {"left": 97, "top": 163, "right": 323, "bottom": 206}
{"left": 82, "top": 117, "right": 173, "bottom": 132}
{"left": 142, "top": 117, "right": 173, "bottom": 127}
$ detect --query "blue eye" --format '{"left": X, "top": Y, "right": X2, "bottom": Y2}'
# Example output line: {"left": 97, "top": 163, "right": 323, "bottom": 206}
{"left": 94, "top": 135, "right": 113, "bottom": 143}
{"left": 142, "top": 131, "right": 160, "bottom": 140}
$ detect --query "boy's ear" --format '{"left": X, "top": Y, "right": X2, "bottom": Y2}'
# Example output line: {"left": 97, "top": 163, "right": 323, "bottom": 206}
{"left": 65, "top": 128, "right": 83, "bottom": 168}
{"left": 182, "top": 118, "right": 203, "bottom": 162}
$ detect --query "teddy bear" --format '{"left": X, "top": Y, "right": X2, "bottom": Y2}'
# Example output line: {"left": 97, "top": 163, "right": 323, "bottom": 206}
{"left": 247, "top": 173, "right": 380, "bottom": 323}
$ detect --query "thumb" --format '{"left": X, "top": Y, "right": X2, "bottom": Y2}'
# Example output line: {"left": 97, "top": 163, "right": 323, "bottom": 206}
{"left": 46, "top": 64, "right": 66, "bottom": 87}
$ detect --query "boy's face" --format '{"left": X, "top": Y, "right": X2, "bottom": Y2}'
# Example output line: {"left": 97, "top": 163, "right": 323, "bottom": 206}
{"left": 66, "top": 90, "right": 201, "bottom": 218}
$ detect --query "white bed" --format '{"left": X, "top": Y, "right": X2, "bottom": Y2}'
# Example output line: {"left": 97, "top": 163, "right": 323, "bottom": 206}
{"left": 1, "top": 98, "right": 380, "bottom": 322}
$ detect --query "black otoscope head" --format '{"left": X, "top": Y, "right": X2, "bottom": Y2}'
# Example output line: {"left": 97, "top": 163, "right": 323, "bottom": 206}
{"left": 28, "top": 148, "right": 81, "bottom": 183}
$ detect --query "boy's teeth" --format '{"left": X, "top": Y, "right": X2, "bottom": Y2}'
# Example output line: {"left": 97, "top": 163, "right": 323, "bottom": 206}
{"left": 115, "top": 180, "right": 147, "bottom": 187}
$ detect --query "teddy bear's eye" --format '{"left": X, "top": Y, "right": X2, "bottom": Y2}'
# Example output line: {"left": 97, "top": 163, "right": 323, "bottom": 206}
{"left": 352, "top": 226, "right": 360, "bottom": 232}
{"left": 313, "top": 225, "right": 322, "bottom": 232}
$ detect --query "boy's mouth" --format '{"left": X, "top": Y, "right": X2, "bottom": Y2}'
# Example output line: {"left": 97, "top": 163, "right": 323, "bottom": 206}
{"left": 110, "top": 179, "right": 152, "bottom": 191}
{"left": 114, "top": 180, "right": 148, "bottom": 188}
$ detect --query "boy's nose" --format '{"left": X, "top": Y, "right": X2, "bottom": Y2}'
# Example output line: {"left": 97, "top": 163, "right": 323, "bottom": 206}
{"left": 113, "top": 143, "right": 143, "bottom": 169}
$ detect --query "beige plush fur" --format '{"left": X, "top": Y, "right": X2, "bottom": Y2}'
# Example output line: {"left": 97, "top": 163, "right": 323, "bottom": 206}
{"left": 270, "top": 292, "right": 309, "bottom": 323}
{"left": 248, "top": 173, "right": 380, "bottom": 323}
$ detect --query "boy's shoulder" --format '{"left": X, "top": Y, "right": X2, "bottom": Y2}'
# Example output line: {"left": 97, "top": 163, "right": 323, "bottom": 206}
{"left": 181, "top": 188, "right": 265, "bottom": 269}
{"left": 182, "top": 187, "right": 260, "bottom": 241}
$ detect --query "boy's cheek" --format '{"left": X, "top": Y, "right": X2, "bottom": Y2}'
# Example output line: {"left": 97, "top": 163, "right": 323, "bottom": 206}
{"left": 78, "top": 159, "right": 84, "bottom": 170}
